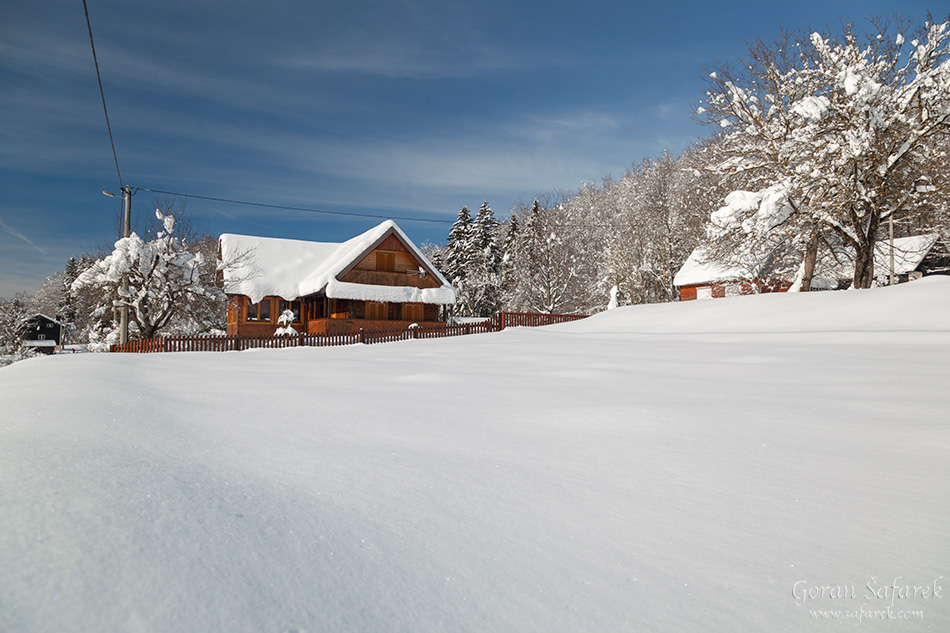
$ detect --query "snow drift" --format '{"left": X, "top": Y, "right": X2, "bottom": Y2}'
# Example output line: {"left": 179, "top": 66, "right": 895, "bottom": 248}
{"left": 2, "top": 279, "right": 949, "bottom": 632}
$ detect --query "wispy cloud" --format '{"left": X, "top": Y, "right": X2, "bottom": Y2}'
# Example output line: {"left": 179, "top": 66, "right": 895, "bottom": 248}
{"left": 277, "top": 37, "right": 544, "bottom": 80}
{"left": 0, "top": 215, "right": 46, "bottom": 256}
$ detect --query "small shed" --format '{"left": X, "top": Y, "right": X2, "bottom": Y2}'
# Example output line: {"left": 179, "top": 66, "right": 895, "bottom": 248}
{"left": 673, "top": 249, "right": 791, "bottom": 301}
{"left": 842, "top": 233, "right": 949, "bottom": 285}
{"left": 19, "top": 314, "right": 69, "bottom": 354}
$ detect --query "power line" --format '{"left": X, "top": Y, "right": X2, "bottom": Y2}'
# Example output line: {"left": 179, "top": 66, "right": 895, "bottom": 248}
{"left": 134, "top": 187, "right": 455, "bottom": 225}
{"left": 133, "top": 186, "right": 650, "bottom": 229}
{"left": 82, "top": 0, "right": 123, "bottom": 188}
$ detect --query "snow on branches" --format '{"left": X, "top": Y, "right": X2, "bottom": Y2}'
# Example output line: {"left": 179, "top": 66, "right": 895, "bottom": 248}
{"left": 71, "top": 210, "right": 224, "bottom": 344}
{"left": 700, "top": 16, "right": 950, "bottom": 288}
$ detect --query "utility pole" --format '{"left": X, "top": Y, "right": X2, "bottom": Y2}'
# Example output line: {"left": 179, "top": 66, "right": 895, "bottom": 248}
{"left": 889, "top": 214, "right": 895, "bottom": 286}
{"left": 103, "top": 186, "right": 132, "bottom": 344}
{"left": 120, "top": 184, "right": 131, "bottom": 344}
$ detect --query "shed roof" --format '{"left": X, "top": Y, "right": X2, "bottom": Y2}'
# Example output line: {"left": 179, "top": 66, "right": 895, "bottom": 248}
{"left": 871, "top": 233, "right": 939, "bottom": 276}
{"left": 219, "top": 220, "right": 455, "bottom": 305}
{"left": 672, "top": 249, "right": 749, "bottom": 287}
{"left": 674, "top": 234, "right": 943, "bottom": 287}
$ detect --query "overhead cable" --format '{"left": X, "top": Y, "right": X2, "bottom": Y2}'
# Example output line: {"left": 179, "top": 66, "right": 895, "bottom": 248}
{"left": 82, "top": 0, "right": 123, "bottom": 188}
{"left": 134, "top": 187, "right": 454, "bottom": 225}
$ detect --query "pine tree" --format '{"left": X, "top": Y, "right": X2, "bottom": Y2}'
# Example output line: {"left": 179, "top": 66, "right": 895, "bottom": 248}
{"left": 499, "top": 212, "right": 520, "bottom": 307}
{"left": 443, "top": 206, "right": 475, "bottom": 283}
{"left": 59, "top": 257, "right": 81, "bottom": 322}
{"left": 471, "top": 200, "right": 502, "bottom": 316}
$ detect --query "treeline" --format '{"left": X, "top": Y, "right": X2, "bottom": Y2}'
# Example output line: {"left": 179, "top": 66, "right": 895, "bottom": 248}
{"left": 432, "top": 14, "right": 950, "bottom": 315}
{"left": 427, "top": 149, "right": 725, "bottom": 316}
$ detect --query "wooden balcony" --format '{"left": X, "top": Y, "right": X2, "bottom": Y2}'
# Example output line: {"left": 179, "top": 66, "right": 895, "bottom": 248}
{"left": 341, "top": 269, "right": 436, "bottom": 288}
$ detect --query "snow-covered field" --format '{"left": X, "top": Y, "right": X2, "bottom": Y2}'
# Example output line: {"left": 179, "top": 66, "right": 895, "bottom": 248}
{"left": 2, "top": 279, "right": 949, "bottom": 632}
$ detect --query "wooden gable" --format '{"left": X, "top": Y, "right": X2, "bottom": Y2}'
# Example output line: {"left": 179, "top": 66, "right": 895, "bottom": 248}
{"left": 338, "top": 229, "right": 441, "bottom": 289}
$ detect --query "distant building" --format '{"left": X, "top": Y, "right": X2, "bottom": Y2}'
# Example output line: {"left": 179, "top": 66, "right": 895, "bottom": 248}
{"left": 672, "top": 249, "right": 791, "bottom": 301}
{"left": 18, "top": 314, "right": 70, "bottom": 354}
{"left": 821, "top": 233, "right": 950, "bottom": 288}
{"left": 674, "top": 234, "right": 950, "bottom": 301}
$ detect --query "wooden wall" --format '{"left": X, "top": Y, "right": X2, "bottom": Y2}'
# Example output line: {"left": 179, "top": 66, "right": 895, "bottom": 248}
{"left": 342, "top": 239, "right": 441, "bottom": 289}
{"left": 678, "top": 280, "right": 791, "bottom": 301}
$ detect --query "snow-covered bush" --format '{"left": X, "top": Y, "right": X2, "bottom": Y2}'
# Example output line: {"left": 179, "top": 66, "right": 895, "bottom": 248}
{"left": 274, "top": 309, "right": 297, "bottom": 336}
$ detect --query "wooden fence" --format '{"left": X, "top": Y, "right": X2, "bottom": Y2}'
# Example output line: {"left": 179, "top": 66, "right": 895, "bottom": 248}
{"left": 110, "top": 311, "right": 588, "bottom": 353}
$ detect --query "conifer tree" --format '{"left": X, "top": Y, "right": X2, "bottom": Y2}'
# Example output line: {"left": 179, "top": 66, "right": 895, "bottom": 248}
{"left": 443, "top": 206, "right": 476, "bottom": 283}
{"left": 470, "top": 200, "right": 502, "bottom": 316}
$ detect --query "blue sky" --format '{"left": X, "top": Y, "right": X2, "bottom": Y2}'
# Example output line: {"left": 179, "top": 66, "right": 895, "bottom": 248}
{"left": 0, "top": 0, "right": 941, "bottom": 297}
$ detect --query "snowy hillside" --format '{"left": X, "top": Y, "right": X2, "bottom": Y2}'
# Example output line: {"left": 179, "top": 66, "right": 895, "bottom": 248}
{"left": 2, "top": 279, "right": 949, "bottom": 632}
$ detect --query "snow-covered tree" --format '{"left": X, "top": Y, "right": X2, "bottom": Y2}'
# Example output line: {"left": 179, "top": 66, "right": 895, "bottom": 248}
{"left": 469, "top": 200, "right": 502, "bottom": 316}
{"left": 72, "top": 209, "right": 225, "bottom": 344}
{"left": 0, "top": 294, "right": 34, "bottom": 365}
{"left": 700, "top": 16, "right": 950, "bottom": 288}
{"left": 504, "top": 198, "right": 589, "bottom": 314}
{"left": 499, "top": 211, "right": 520, "bottom": 302}
{"left": 439, "top": 203, "right": 505, "bottom": 317}
{"left": 442, "top": 206, "right": 476, "bottom": 283}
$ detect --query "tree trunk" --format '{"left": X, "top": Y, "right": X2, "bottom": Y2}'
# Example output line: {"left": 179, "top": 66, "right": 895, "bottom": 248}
{"left": 801, "top": 231, "right": 819, "bottom": 291}
{"left": 853, "top": 243, "right": 875, "bottom": 289}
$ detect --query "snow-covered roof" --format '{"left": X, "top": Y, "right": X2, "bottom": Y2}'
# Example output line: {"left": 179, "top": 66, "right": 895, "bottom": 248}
{"left": 19, "top": 314, "right": 67, "bottom": 328}
{"left": 871, "top": 233, "right": 940, "bottom": 275}
{"left": 673, "top": 248, "right": 749, "bottom": 287}
{"left": 820, "top": 234, "right": 941, "bottom": 281}
{"left": 219, "top": 220, "right": 455, "bottom": 305}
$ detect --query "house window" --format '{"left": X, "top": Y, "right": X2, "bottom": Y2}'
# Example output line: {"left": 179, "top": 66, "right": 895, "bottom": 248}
{"left": 403, "top": 303, "right": 424, "bottom": 322}
{"left": 366, "top": 301, "right": 388, "bottom": 320}
{"left": 278, "top": 300, "right": 301, "bottom": 322}
{"left": 696, "top": 286, "right": 713, "bottom": 300}
{"left": 376, "top": 252, "right": 395, "bottom": 272}
{"left": 37, "top": 334, "right": 46, "bottom": 340}
{"left": 246, "top": 298, "right": 272, "bottom": 321}
{"left": 331, "top": 299, "right": 350, "bottom": 319}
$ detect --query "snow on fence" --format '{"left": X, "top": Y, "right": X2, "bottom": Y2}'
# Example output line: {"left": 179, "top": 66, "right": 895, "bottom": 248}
{"left": 109, "top": 311, "right": 588, "bottom": 353}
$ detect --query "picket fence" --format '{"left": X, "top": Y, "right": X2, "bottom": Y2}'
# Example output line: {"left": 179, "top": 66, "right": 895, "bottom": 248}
{"left": 109, "top": 311, "right": 588, "bottom": 353}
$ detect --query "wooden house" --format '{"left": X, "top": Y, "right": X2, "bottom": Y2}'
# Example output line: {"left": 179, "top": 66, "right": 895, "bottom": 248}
{"left": 219, "top": 220, "right": 456, "bottom": 337}
{"left": 18, "top": 314, "right": 69, "bottom": 354}
{"left": 673, "top": 248, "right": 792, "bottom": 301}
